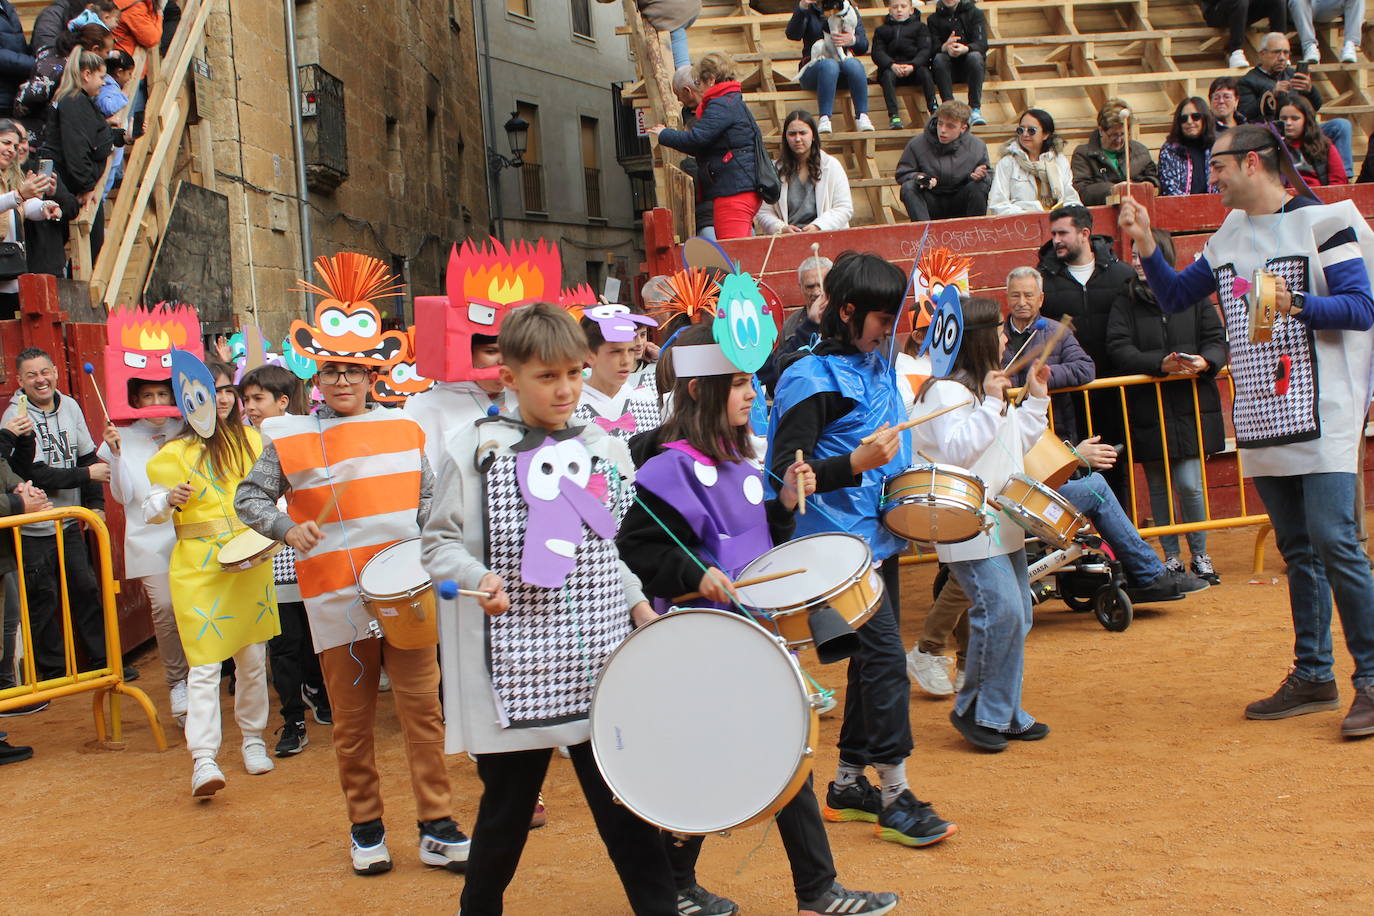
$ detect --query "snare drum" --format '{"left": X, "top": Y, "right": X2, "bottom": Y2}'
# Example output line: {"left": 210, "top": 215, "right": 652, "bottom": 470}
{"left": 217, "top": 528, "right": 283, "bottom": 571}
{"left": 992, "top": 473, "right": 1086, "bottom": 549}
{"left": 590, "top": 608, "right": 817, "bottom": 834}
{"left": 733, "top": 533, "right": 882, "bottom": 650}
{"left": 881, "top": 464, "right": 988, "bottom": 543}
{"left": 357, "top": 538, "right": 438, "bottom": 650}
{"left": 1024, "top": 431, "right": 1079, "bottom": 489}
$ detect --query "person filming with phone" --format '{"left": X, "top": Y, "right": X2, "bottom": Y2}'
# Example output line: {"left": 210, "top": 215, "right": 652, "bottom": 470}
{"left": 0, "top": 118, "right": 61, "bottom": 318}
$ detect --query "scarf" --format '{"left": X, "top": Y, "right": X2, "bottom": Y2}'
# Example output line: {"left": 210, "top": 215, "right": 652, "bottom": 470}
{"left": 695, "top": 80, "right": 742, "bottom": 119}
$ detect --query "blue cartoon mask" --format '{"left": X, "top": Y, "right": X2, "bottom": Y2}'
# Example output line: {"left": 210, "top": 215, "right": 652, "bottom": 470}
{"left": 714, "top": 272, "right": 776, "bottom": 374}
{"left": 170, "top": 349, "right": 218, "bottom": 438}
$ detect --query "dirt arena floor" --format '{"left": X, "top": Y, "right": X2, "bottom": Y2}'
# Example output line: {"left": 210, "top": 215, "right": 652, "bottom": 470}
{"left": 6, "top": 522, "right": 1373, "bottom": 915}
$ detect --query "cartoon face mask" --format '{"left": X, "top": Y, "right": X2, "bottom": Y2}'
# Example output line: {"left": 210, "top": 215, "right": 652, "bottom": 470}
{"left": 104, "top": 303, "right": 203, "bottom": 420}
{"left": 917, "top": 285, "right": 964, "bottom": 378}
{"left": 291, "top": 252, "right": 408, "bottom": 367}
{"left": 515, "top": 435, "right": 616, "bottom": 589}
{"left": 583, "top": 303, "right": 658, "bottom": 342}
{"left": 170, "top": 349, "right": 218, "bottom": 438}
{"left": 713, "top": 271, "right": 776, "bottom": 374}
{"left": 415, "top": 238, "right": 563, "bottom": 382}
{"left": 372, "top": 327, "right": 434, "bottom": 404}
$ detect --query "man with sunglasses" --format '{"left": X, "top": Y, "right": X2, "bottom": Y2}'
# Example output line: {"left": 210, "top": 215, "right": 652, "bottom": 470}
{"left": 1118, "top": 124, "right": 1374, "bottom": 741}
{"left": 1238, "top": 32, "right": 1353, "bottom": 176}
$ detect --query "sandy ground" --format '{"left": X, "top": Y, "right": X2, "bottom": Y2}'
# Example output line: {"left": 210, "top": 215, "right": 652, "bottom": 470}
{"left": 5, "top": 522, "right": 1373, "bottom": 915}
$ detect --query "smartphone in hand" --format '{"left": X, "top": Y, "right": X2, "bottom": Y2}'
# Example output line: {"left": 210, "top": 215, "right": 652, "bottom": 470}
{"left": 38, "top": 159, "right": 54, "bottom": 177}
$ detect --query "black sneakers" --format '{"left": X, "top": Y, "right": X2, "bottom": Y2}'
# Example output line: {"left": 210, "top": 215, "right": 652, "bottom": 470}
{"left": 949, "top": 706, "right": 1008, "bottom": 752}
{"left": 0, "top": 737, "right": 33, "bottom": 765}
{"left": 418, "top": 817, "right": 470, "bottom": 873}
{"left": 676, "top": 883, "right": 739, "bottom": 916}
{"left": 1245, "top": 672, "right": 1340, "bottom": 720}
{"left": 1004, "top": 721, "right": 1051, "bottom": 741}
{"left": 350, "top": 819, "right": 391, "bottom": 875}
{"left": 0, "top": 700, "right": 49, "bottom": 717}
{"left": 275, "top": 720, "right": 308, "bottom": 757}
{"left": 822, "top": 775, "right": 882, "bottom": 823}
{"left": 875, "top": 789, "right": 956, "bottom": 848}
{"left": 302, "top": 684, "right": 333, "bottom": 726}
{"left": 797, "top": 883, "right": 898, "bottom": 915}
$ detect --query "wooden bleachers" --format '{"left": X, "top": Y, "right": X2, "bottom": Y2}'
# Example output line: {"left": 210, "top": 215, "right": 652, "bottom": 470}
{"left": 624, "top": 0, "right": 1374, "bottom": 229}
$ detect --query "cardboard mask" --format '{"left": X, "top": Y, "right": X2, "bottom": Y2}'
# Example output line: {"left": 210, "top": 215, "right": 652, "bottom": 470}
{"left": 917, "top": 285, "right": 965, "bottom": 378}
{"left": 414, "top": 238, "right": 563, "bottom": 382}
{"left": 104, "top": 303, "right": 203, "bottom": 420}
{"left": 713, "top": 271, "right": 776, "bottom": 374}
{"left": 291, "top": 252, "right": 408, "bottom": 367}
{"left": 170, "top": 348, "right": 218, "bottom": 438}
{"left": 372, "top": 327, "right": 434, "bottom": 404}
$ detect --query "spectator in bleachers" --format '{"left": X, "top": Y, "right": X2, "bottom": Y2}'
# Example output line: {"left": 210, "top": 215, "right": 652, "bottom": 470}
{"left": 0, "top": 120, "right": 61, "bottom": 316}
{"left": 895, "top": 99, "right": 989, "bottom": 222}
{"left": 39, "top": 48, "right": 114, "bottom": 258}
{"left": 988, "top": 108, "right": 1080, "bottom": 215}
{"left": 1359, "top": 132, "right": 1374, "bottom": 183}
{"left": 1291, "top": 0, "right": 1362, "bottom": 64}
{"left": 927, "top": 0, "right": 988, "bottom": 126}
{"left": 0, "top": 2, "right": 33, "bottom": 120}
{"left": 1200, "top": 0, "right": 1287, "bottom": 69}
{"left": 31, "top": 2, "right": 118, "bottom": 56}
{"left": 1238, "top": 31, "right": 1353, "bottom": 175}
{"left": 756, "top": 109, "right": 853, "bottom": 234}
{"left": 1108, "top": 229, "right": 1228, "bottom": 585}
{"left": 111, "top": 0, "right": 160, "bottom": 58}
{"left": 649, "top": 53, "right": 763, "bottom": 240}
{"left": 787, "top": 1, "right": 875, "bottom": 134}
{"left": 1209, "top": 76, "right": 1245, "bottom": 132}
{"left": 1159, "top": 97, "right": 1218, "bottom": 196}
{"left": 1071, "top": 99, "right": 1160, "bottom": 206}
{"left": 670, "top": 65, "right": 716, "bottom": 240}
{"left": 873, "top": 0, "right": 936, "bottom": 130}
{"left": 759, "top": 254, "right": 832, "bottom": 395}
{"left": 1277, "top": 92, "right": 1347, "bottom": 186}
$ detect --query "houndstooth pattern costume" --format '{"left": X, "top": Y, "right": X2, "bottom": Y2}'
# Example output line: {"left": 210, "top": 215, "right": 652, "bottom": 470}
{"left": 483, "top": 448, "right": 633, "bottom": 727}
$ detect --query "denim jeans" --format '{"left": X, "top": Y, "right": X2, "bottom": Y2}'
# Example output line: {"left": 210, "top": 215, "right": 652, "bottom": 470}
{"left": 1321, "top": 118, "right": 1354, "bottom": 177}
{"left": 1143, "top": 458, "right": 1208, "bottom": 558}
{"left": 798, "top": 56, "right": 870, "bottom": 117}
{"left": 669, "top": 26, "right": 691, "bottom": 69}
{"left": 947, "top": 549, "right": 1035, "bottom": 733}
{"left": 1059, "top": 472, "right": 1166, "bottom": 585}
{"left": 1291, "top": 0, "right": 1365, "bottom": 50}
{"left": 1252, "top": 473, "right": 1374, "bottom": 688}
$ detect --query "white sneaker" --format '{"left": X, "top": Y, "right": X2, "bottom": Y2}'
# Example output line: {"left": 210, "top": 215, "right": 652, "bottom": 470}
{"left": 350, "top": 823, "right": 392, "bottom": 876}
{"left": 191, "top": 758, "right": 226, "bottom": 797}
{"left": 906, "top": 648, "right": 954, "bottom": 696}
{"left": 242, "top": 738, "right": 275, "bottom": 775}
{"left": 378, "top": 670, "right": 392, "bottom": 693}
{"left": 169, "top": 680, "right": 188, "bottom": 717}
{"left": 1228, "top": 49, "right": 1249, "bottom": 69}
{"left": 1302, "top": 43, "right": 1320, "bottom": 64}
{"left": 856, "top": 113, "right": 875, "bottom": 131}
{"left": 1340, "top": 42, "right": 1358, "bottom": 63}
{"left": 817, "top": 115, "right": 832, "bottom": 134}
{"left": 418, "top": 817, "right": 471, "bottom": 872}
{"left": 954, "top": 667, "right": 966, "bottom": 692}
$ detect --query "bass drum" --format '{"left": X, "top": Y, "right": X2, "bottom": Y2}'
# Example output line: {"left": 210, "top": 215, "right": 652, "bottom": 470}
{"left": 590, "top": 608, "right": 817, "bottom": 835}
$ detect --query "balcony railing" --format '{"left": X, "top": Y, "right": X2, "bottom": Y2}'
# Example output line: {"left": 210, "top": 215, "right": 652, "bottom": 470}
{"left": 521, "top": 163, "right": 546, "bottom": 214}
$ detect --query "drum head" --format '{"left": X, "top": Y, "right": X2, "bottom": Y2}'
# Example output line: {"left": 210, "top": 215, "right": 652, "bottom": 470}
{"left": 358, "top": 538, "right": 427, "bottom": 599}
{"left": 883, "top": 500, "right": 985, "bottom": 543}
{"left": 734, "top": 534, "right": 870, "bottom": 609}
{"left": 218, "top": 529, "right": 276, "bottom": 565}
{"left": 590, "top": 609, "right": 811, "bottom": 834}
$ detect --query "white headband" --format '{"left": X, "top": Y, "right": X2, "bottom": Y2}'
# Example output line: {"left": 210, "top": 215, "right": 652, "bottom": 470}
{"left": 671, "top": 343, "right": 740, "bottom": 378}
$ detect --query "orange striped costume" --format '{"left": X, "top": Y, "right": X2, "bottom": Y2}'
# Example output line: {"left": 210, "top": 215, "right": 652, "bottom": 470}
{"left": 261, "top": 408, "right": 426, "bottom": 652}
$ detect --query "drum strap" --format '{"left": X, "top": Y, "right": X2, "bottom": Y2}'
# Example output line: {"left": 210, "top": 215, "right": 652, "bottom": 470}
{"left": 175, "top": 517, "right": 245, "bottom": 540}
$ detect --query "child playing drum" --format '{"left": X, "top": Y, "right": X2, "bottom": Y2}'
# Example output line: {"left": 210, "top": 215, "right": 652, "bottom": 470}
{"left": 908, "top": 298, "right": 1053, "bottom": 752}
{"left": 769, "top": 252, "right": 956, "bottom": 849}
{"left": 145, "top": 360, "right": 279, "bottom": 797}
{"left": 617, "top": 324, "right": 898, "bottom": 916}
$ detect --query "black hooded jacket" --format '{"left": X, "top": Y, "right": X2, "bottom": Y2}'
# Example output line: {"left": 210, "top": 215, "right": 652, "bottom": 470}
{"left": 1035, "top": 233, "right": 1137, "bottom": 376}
{"left": 926, "top": 1, "right": 988, "bottom": 56}
{"left": 872, "top": 13, "right": 932, "bottom": 71}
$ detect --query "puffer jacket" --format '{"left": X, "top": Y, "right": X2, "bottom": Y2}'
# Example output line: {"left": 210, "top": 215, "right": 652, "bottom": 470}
{"left": 655, "top": 80, "right": 759, "bottom": 201}
{"left": 1070, "top": 130, "right": 1159, "bottom": 205}
{"left": 895, "top": 116, "right": 990, "bottom": 195}
{"left": 872, "top": 12, "right": 931, "bottom": 71}
{"left": 0, "top": 0, "right": 33, "bottom": 113}
{"left": 1036, "top": 233, "right": 1137, "bottom": 374}
{"left": 926, "top": 0, "right": 987, "bottom": 56}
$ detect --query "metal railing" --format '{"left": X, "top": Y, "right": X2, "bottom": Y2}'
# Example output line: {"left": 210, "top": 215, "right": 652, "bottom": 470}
{"left": 0, "top": 506, "right": 166, "bottom": 750}
{"left": 585, "top": 167, "right": 603, "bottom": 218}
{"left": 522, "top": 162, "right": 547, "bottom": 214}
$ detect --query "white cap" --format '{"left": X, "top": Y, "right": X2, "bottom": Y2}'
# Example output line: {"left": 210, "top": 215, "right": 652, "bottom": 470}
{"left": 671, "top": 343, "right": 739, "bottom": 378}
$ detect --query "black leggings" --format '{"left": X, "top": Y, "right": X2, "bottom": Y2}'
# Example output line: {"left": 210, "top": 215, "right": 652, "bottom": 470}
{"left": 1203, "top": 0, "right": 1287, "bottom": 53}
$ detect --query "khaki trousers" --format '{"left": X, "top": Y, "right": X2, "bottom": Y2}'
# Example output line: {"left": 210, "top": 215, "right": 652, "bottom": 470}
{"left": 917, "top": 574, "right": 970, "bottom": 667}
{"left": 319, "top": 638, "right": 452, "bottom": 825}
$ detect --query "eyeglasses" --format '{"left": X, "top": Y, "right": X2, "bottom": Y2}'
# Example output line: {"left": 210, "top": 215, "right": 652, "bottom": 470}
{"left": 1015, "top": 125, "right": 1040, "bottom": 136}
{"left": 317, "top": 366, "right": 369, "bottom": 385}
{"left": 1181, "top": 112, "right": 1206, "bottom": 122}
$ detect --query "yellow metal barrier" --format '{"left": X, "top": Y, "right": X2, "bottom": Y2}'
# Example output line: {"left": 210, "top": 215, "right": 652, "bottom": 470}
{"left": 0, "top": 506, "right": 167, "bottom": 750}
{"left": 900, "top": 369, "right": 1283, "bottom": 575}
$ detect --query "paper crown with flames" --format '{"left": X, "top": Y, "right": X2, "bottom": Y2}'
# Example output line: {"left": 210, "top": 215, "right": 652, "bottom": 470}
{"left": 103, "top": 303, "right": 203, "bottom": 420}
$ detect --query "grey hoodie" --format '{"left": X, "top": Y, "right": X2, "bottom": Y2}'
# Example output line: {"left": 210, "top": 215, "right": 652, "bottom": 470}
{"left": 1, "top": 390, "right": 101, "bottom": 536}
{"left": 895, "top": 117, "right": 991, "bottom": 195}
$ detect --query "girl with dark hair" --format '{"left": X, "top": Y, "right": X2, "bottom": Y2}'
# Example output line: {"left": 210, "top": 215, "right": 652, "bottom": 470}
{"left": 769, "top": 251, "right": 957, "bottom": 850}
{"left": 910, "top": 298, "right": 1053, "bottom": 752}
{"left": 756, "top": 109, "right": 854, "bottom": 234}
{"left": 1159, "top": 97, "right": 1218, "bottom": 196}
{"left": 618, "top": 325, "right": 900, "bottom": 916}
{"left": 1277, "top": 93, "right": 1346, "bottom": 188}
{"left": 146, "top": 359, "right": 279, "bottom": 797}
{"left": 989, "top": 107, "right": 1080, "bottom": 214}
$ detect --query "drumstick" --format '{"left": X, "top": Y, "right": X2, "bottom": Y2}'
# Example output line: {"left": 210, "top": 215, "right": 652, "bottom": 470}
{"left": 1002, "top": 333, "right": 1037, "bottom": 371}
{"left": 457, "top": 588, "right": 496, "bottom": 600}
{"left": 1004, "top": 315, "right": 1074, "bottom": 379}
{"left": 314, "top": 480, "right": 352, "bottom": 524}
{"left": 1121, "top": 108, "right": 1132, "bottom": 196}
{"left": 81, "top": 363, "right": 111, "bottom": 426}
{"left": 858, "top": 398, "right": 975, "bottom": 445}
{"left": 795, "top": 448, "right": 806, "bottom": 516}
{"left": 671, "top": 567, "right": 806, "bottom": 603}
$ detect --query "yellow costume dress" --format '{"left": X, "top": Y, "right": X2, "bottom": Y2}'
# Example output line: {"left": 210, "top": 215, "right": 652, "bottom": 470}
{"left": 146, "top": 430, "right": 280, "bottom": 667}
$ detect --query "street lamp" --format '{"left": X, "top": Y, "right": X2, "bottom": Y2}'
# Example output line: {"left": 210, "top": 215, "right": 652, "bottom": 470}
{"left": 488, "top": 111, "right": 529, "bottom": 175}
